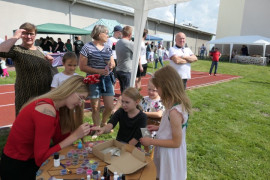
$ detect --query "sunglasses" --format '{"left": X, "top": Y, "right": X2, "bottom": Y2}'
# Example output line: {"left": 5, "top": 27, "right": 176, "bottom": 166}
{"left": 22, "top": 32, "right": 36, "bottom": 37}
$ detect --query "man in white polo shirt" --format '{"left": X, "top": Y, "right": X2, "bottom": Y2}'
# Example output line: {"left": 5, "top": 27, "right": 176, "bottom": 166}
{"left": 169, "top": 32, "right": 198, "bottom": 89}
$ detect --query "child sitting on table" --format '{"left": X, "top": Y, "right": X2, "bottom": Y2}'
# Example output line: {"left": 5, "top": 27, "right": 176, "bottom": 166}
{"left": 140, "top": 65, "right": 192, "bottom": 180}
{"left": 91, "top": 87, "right": 147, "bottom": 147}
{"left": 140, "top": 78, "right": 164, "bottom": 125}
{"left": 0, "top": 76, "right": 92, "bottom": 180}
{"left": 51, "top": 52, "right": 78, "bottom": 89}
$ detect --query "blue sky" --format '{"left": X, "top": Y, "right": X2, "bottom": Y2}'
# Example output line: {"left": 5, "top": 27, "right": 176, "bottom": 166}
{"left": 148, "top": 0, "right": 220, "bottom": 34}
{"left": 89, "top": 0, "right": 220, "bottom": 34}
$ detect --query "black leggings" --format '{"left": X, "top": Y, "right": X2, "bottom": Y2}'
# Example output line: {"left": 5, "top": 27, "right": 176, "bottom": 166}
{"left": 0, "top": 153, "right": 39, "bottom": 180}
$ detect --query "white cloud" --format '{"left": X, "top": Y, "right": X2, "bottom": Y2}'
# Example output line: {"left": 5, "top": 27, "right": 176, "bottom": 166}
{"left": 148, "top": 6, "right": 174, "bottom": 23}
{"left": 149, "top": 0, "right": 220, "bottom": 34}
{"left": 87, "top": 0, "right": 220, "bottom": 33}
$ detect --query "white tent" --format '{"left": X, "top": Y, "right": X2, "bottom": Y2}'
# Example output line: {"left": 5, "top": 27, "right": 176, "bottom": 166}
{"left": 100, "top": 0, "right": 190, "bottom": 86}
{"left": 207, "top": 35, "right": 270, "bottom": 61}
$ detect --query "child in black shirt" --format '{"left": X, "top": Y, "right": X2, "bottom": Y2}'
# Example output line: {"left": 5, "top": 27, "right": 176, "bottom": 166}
{"left": 91, "top": 87, "right": 147, "bottom": 147}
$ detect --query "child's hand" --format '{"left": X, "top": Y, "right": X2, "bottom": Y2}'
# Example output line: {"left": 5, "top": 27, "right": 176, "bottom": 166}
{"left": 90, "top": 126, "right": 105, "bottom": 136}
{"left": 73, "top": 123, "right": 90, "bottom": 139}
{"left": 140, "top": 137, "right": 152, "bottom": 146}
{"left": 147, "top": 125, "right": 159, "bottom": 132}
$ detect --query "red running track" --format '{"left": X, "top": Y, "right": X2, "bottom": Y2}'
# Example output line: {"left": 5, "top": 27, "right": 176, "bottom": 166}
{"left": 0, "top": 71, "right": 240, "bottom": 127}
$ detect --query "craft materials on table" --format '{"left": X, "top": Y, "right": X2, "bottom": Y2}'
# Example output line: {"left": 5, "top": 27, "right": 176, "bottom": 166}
{"left": 36, "top": 140, "right": 155, "bottom": 180}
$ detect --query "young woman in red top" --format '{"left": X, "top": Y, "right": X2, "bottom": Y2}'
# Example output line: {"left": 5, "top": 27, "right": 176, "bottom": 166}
{"left": 0, "top": 75, "right": 91, "bottom": 180}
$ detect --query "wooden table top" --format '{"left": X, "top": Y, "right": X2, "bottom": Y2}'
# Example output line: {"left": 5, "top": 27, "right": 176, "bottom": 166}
{"left": 36, "top": 143, "right": 156, "bottom": 180}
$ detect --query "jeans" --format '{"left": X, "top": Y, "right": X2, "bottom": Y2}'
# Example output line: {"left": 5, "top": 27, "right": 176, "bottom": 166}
{"left": 155, "top": 56, "right": 164, "bottom": 69}
{"left": 116, "top": 71, "right": 131, "bottom": 93}
{"left": 88, "top": 75, "right": 115, "bottom": 98}
{"left": 209, "top": 61, "right": 218, "bottom": 75}
{"left": 200, "top": 52, "right": 205, "bottom": 59}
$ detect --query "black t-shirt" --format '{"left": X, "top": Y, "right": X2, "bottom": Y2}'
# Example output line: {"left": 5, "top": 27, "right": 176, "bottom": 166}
{"left": 41, "top": 40, "right": 52, "bottom": 52}
{"left": 108, "top": 108, "right": 147, "bottom": 147}
{"left": 73, "top": 40, "right": 84, "bottom": 53}
{"left": 56, "top": 41, "right": 64, "bottom": 52}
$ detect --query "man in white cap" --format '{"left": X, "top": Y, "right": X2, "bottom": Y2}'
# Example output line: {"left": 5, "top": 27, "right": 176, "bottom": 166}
{"left": 106, "top": 25, "right": 123, "bottom": 81}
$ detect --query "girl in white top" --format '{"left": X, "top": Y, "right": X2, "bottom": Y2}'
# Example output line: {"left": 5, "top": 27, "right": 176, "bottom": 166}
{"left": 51, "top": 52, "right": 78, "bottom": 89}
{"left": 140, "top": 65, "right": 192, "bottom": 180}
{"left": 0, "top": 58, "right": 9, "bottom": 77}
{"left": 140, "top": 78, "right": 164, "bottom": 125}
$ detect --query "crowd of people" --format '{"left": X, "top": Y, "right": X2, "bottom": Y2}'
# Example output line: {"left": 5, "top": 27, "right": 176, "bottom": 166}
{"left": 0, "top": 22, "right": 197, "bottom": 180}
{"left": 34, "top": 36, "right": 83, "bottom": 53}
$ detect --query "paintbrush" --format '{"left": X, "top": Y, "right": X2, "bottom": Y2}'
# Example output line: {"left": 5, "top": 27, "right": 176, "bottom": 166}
{"left": 60, "top": 163, "right": 72, "bottom": 174}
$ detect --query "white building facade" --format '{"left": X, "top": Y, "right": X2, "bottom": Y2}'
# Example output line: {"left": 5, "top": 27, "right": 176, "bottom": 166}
{"left": 216, "top": 0, "right": 270, "bottom": 39}
{"left": 215, "top": 0, "right": 270, "bottom": 56}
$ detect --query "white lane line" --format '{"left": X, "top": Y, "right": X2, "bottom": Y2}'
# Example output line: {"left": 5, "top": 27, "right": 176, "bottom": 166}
{"left": 0, "top": 124, "right": 12, "bottom": 128}
{"left": 190, "top": 75, "right": 212, "bottom": 79}
{"left": 0, "top": 104, "right": 15, "bottom": 108}
{"left": 0, "top": 91, "right": 15, "bottom": 95}
{"left": 0, "top": 84, "right": 14, "bottom": 86}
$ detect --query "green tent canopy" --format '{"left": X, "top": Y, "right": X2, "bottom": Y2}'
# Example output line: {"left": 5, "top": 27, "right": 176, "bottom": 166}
{"left": 83, "top": 19, "right": 122, "bottom": 36}
{"left": 36, "top": 23, "right": 91, "bottom": 35}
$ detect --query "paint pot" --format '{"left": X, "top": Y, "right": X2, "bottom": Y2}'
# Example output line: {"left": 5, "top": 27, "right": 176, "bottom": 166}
{"left": 67, "top": 152, "right": 73, "bottom": 159}
{"left": 80, "top": 163, "right": 87, "bottom": 168}
{"left": 72, "top": 159, "right": 78, "bottom": 165}
{"left": 92, "top": 171, "right": 98, "bottom": 179}
{"left": 73, "top": 153, "right": 78, "bottom": 159}
{"left": 60, "top": 169, "right": 67, "bottom": 175}
{"left": 76, "top": 168, "right": 84, "bottom": 174}
{"left": 91, "top": 164, "right": 97, "bottom": 171}
{"left": 86, "top": 169, "right": 93, "bottom": 175}
{"left": 65, "top": 160, "right": 71, "bottom": 166}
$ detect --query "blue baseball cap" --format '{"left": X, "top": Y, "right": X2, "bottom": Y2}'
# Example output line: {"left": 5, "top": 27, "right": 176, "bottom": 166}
{"left": 113, "top": 25, "right": 123, "bottom": 32}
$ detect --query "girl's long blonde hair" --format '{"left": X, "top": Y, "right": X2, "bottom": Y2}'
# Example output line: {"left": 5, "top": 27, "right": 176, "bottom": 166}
{"left": 21, "top": 75, "right": 89, "bottom": 134}
{"left": 152, "top": 65, "right": 192, "bottom": 114}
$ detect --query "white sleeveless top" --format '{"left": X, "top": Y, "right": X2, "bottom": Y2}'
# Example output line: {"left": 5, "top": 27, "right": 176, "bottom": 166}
{"left": 154, "top": 104, "right": 188, "bottom": 180}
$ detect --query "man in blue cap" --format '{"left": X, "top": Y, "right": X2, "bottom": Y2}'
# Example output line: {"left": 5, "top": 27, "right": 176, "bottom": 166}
{"left": 106, "top": 25, "right": 123, "bottom": 82}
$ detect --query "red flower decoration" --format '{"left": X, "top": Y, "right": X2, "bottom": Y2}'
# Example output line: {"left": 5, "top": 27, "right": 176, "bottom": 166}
{"left": 83, "top": 74, "right": 100, "bottom": 84}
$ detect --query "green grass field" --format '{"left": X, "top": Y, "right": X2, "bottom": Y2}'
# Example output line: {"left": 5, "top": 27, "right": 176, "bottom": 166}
{"left": 1, "top": 60, "right": 270, "bottom": 179}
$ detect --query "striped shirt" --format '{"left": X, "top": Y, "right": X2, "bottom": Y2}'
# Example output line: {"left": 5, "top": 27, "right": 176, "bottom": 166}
{"left": 80, "top": 42, "right": 112, "bottom": 70}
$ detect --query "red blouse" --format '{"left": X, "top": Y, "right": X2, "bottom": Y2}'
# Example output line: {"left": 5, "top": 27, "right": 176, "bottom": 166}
{"left": 4, "top": 98, "right": 69, "bottom": 166}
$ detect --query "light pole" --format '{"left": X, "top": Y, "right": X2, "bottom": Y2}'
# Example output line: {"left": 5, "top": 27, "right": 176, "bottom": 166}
{"left": 172, "top": 4, "right": 177, "bottom": 47}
